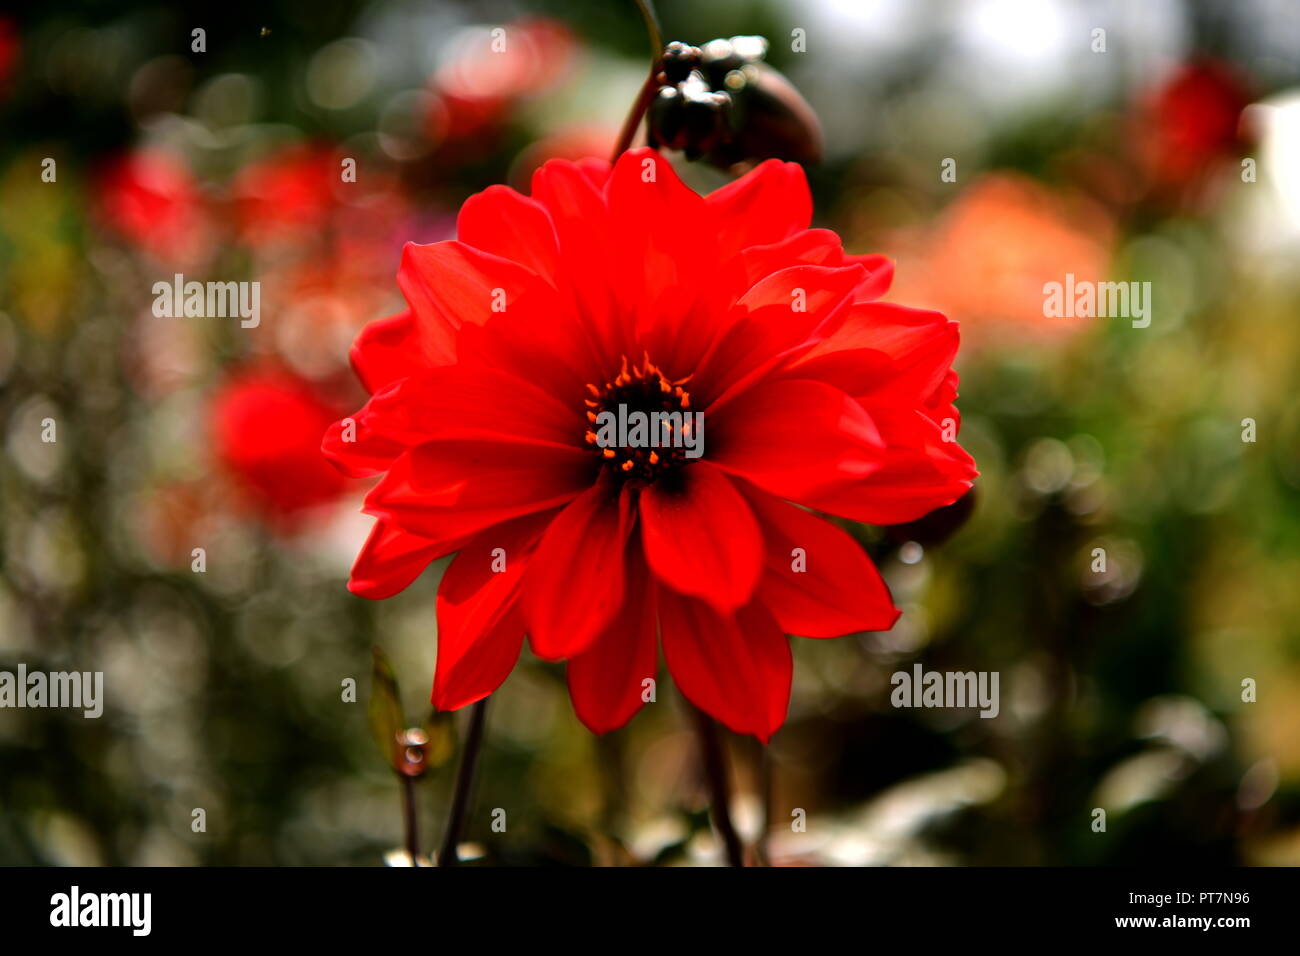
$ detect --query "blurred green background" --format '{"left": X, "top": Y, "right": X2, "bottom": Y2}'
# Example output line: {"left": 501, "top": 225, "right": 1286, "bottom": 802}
{"left": 2, "top": 0, "right": 1300, "bottom": 866}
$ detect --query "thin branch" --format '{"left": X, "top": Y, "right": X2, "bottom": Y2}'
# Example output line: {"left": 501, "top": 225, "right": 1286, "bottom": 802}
{"left": 610, "top": 70, "right": 659, "bottom": 162}
{"left": 400, "top": 774, "right": 420, "bottom": 864}
{"left": 755, "top": 741, "right": 772, "bottom": 866}
{"left": 633, "top": 0, "right": 664, "bottom": 57}
{"left": 610, "top": 0, "right": 665, "bottom": 162}
{"left": 437, "top": 697, "right": 489, "bottom": 866}
{"left": 689, "top": 704, "right": 745, "bottom": 866}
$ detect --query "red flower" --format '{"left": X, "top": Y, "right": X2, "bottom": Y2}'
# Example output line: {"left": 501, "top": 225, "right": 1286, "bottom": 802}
{"left": 213, "top": 368, "right": 352, "bottom": 524}
{"left": 232, "top": 144, "right": 339, "bottom": 246}
{"left": 324, "top": 149, "right": 975, "bottom": 741}
{"left": 430, "top": 17, "right": 578, "bottom": 146}
{"left": 95, "top": 150, "right": 210, "bottom": 264}
{"left": 0, "top": 18, "right": 19, "bottom": 101}
{"left": 1139, "top": 59, "right": 1251, "bottom": 189}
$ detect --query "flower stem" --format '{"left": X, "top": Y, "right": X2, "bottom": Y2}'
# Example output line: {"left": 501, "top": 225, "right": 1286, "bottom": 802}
{"left": 689, "top": 704, "right": 745, "bottom": 866}
{"left": 610, "top": 0, "right": 664, "bottom": 162}
{"left": 611, "top": 68, "right": 658, "bottom": 163}
{"left": 755, "top": 742, "right": 772, "bottom": 866}
{"left": 596, "top": 731, "right": 630, "bottom": 865}
{"left": 400, "top": 773, "right": 420, "bottom": 864}
{"left": 632, "top": 0, "right": 664, "bottom": 58}
{"left": 437, "top": 697, "right": 489, "bottom": 867}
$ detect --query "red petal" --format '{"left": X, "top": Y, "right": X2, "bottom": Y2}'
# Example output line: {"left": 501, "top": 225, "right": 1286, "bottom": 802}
{"left": 455, "top": 300, "right": 600, "bottom": 405}
{"left": 349, "top": 518, "right": 466, "bottom": 600}
{"left": 350, "top": 310, "right": 427, "bottom": 395}
{"left": 660, "top": 591, "right": 791, "bottom": 742}
{"left": 322, "top": 407, "right": 406, "bottom": 478}
{"left": 846, "top": 254, "right": 894, "bottom": 301}
{"left": 805, "top": 409, "right": 976, "bottom": 525}
{"left": 565, "top": 545, "right": 659, "bottom": 734}
{"left": 574, "top": 156, "right": 613, "bottom": 187}
{"left": 370, "top": 366, "right": 583, "bottom": 450}
{"left": 365, "top": 443, "right": 591, "bottom": 541}
{"left": 324, "top": 360, "right": 584, "bottom": 480}
{"left": 456, "top": 184, "right": 560, "bottom": 279}
{"left": 741, "top": 485, "right": 900, "bottom": 636}
{"left": 433, "top": 511, "right": 554, "bottom": 710}
{"left": 604, "top": 149, "right": 716, "bottom": 354}
{"left": 794, "top": 302, "right": 959, "bottom": 402}
{"left": 696, "top": 263, "right": 865, "bottom": 413}
{"left": 739, "top": 228, "right": 844, "bottom": 285}
{"left": 778, "top": 303, "right": 975, "bottom": 524}
{"left": 524, "top": 477, "right": 634, "bottom": 660}
{"left": 640, "top": 463, "right": 762, "bottom": 612}
{"left": 708, "top": 378, "right": 885, "bottom": 502}
{"left": 530, "top": 158, "right": 618, "bottom": 351}
{"left": 737, "top": 236, "right": 894, "bottom": 302}
{"left": 397, "top": 240, "right": 555, "bottom": 364}
{"left": 705, "top": 159, "right": 812, "bottom": 258}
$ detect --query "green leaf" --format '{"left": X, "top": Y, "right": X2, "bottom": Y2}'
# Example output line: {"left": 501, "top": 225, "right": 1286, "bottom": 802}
{"left": 421, "top": 708, "right": 458, "bottom": 769}
{"left": 367, "top": 646, "right": 404, "bottom": 771}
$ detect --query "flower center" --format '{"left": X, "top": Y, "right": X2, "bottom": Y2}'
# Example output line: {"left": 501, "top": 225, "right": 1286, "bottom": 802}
{"left": 584, "top": 353, "right": 700, "bottom": 482}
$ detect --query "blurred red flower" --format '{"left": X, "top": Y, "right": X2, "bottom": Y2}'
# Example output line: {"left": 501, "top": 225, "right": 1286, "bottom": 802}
{"left": 427, "top": 17, "right": 578, "bottom": 150}
{"left": 213, "top": 368, "right": 352, "bottom": 524}
{"left": 888, "top": 173, "right": 1115, "bottom": 346}
{"left": 1137, "top": 58, "right": 1251, "bottom": 190}
{"left": 95, "top": 149, "right": 211, "bottom": 264}
{"left": 324, "top": 149, "right": 975, "bottom": 741}
{"left": 0, "top": 18, "right": 18, "bottom": 100}
{"left": 232, "top": 144, "right": 339, "bottom": 246}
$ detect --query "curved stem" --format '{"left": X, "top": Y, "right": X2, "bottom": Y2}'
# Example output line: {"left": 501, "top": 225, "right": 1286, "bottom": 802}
{"left": 755, "top": 742, "right": 772, "bottom": 866}
{"left": 610, "top": 70, "right": 659, "bottom": 162}
{"left": 610, "top": 0, "right": 665, "bottom": 163}
{"left": 400, "top": 774, "right": 420, "bottom": 864}
{"left": 689, "top": 704, "right": 744, "bottom": 866}
{"left": 633, "top": 0, "right": 664, "bottom": 57}
{"left": 596, "top": 731, "right": 629, "bottom": 865}
{"left": 437, "top": 697, "right": 489, "bottom": 866}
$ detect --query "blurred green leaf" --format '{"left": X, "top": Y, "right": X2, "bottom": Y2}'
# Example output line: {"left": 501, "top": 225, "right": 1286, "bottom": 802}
{"left": 422, "top": 708, "right": 458, "bottom": 769}
{"left": 368, "top": 647, "right": 403, "bottom": 772}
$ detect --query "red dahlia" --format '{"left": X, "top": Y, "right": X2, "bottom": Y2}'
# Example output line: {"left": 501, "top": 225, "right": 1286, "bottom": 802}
{"left": 213, "top": 368, "right": 351, "bottom": 522}
{"left": 324, "top": 148, "right": 975, "bottom": 741}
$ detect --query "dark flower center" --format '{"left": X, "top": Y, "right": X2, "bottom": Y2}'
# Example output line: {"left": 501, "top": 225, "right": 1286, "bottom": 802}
{"left": 584, "top": 353, "right": 699, "bottom": 482}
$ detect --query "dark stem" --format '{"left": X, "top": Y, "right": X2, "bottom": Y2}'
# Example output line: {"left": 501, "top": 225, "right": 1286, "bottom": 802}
{"left": 400, "top": 773, "right": 420, "bottom": 865}
{"left": 437, "top": 697, "right": 489, "bottom": 867}
{"left": 609, "top": 0, "right": 665, "bottom": 162}
{"left": 689, "top": 705, "right": 745, "bottom": 866}
{"left": 596, "top": 731, "right": 629, "bottom": 865}
{"left": 632, "top": 0, "right": 664, "bottom": 57}
{"left": 755, "top": 741, "right": 772, "bottom": 866}
{"left": 610, "top": 68, "right": 658, "bottom": 163}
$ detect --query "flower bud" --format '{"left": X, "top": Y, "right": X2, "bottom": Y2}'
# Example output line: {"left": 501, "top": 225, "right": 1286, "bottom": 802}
{"left": 647, "top": 36, "right": 822, "bottom": 169}
{"left": 648, "top": 71, "right": 732, "bottom": 161}
{"left": 659, "top": 41, "right": 701, "bottom": 85}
